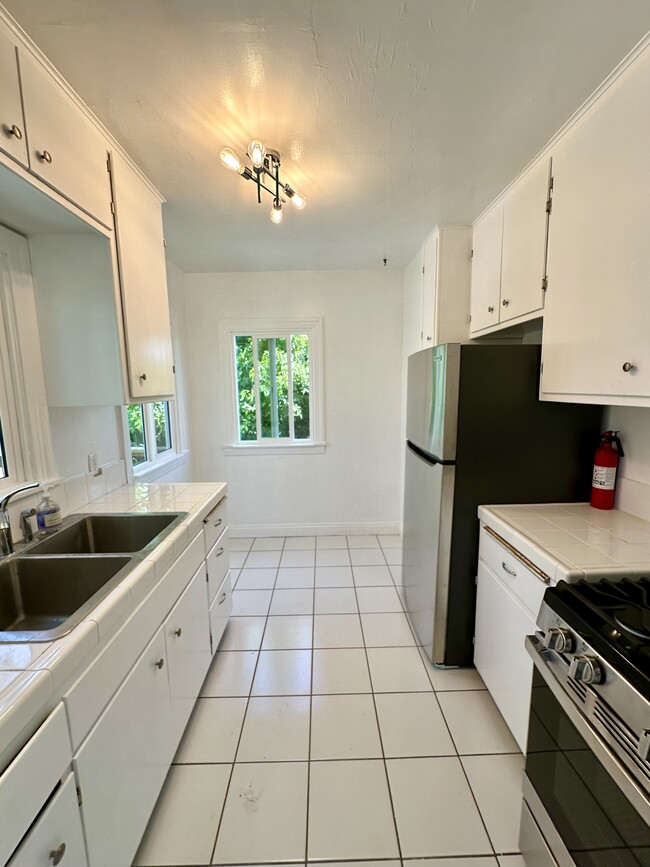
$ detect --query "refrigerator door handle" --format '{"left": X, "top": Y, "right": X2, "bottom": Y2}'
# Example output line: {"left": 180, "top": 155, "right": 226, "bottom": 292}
{"left": 406, "top": 439, "right": 455, "bottom": 467}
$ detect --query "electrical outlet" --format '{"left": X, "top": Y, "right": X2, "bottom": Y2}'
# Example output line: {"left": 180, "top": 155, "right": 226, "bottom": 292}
{"left": 88, "top": 453, "right": 99, "bottom": 474}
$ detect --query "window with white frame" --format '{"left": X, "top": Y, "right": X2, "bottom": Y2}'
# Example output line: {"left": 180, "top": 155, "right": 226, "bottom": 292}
{"left": 223, "top": 319, "right": 324, "bottom": 452}
{"left": 127, "top": 401, "right": 176, "bottom": 469}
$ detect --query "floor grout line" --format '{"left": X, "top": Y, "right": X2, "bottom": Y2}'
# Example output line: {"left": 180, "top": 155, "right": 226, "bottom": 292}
{"left": 349, "top": 533, "right": 405, "bottom": 864}
{"left": 208, "top": 536, "right": 285, "bottom": 864}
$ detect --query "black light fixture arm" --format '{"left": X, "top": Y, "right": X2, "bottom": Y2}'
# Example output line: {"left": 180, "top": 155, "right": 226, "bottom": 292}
{"left": 219, "top": 141, "right": 304, "bottom": 221}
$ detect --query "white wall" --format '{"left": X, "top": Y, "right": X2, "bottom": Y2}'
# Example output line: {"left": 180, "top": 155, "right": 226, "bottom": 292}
{"left": 606, "top": 405, "right": 650, "bottom": 520}
{"left": 46, "top": 259, "right": 194, "bottom": 493}
{"left": 184, "top": 269, "right": 404, "bottom": 535}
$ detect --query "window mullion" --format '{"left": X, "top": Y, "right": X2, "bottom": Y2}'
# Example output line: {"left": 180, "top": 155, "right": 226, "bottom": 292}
{"left": 287, "top": 334, "right": 295, "bottom": 441}
{"left": 144, "top": 404, "right": 157, "bottom": 463}
{"left": 252, "top": 338, "right": 262, "bottom": 442}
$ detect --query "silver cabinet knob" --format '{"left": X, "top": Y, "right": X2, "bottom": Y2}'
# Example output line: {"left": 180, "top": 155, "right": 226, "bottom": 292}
{"left": 502, "top": 299, "right": 510, "bottom": 307}
{"left": 426, "top": 336, "right": 432, "bottom": 342}
{"left": 218, "top": 591, "right": 227, "bottom": 605}
{"left": 622, "top": 362, "right": 636, "bottom": 373}
{"left": 173, "top": 627, "right": 182, "bottom": 638}
{"left": 487, "top": 305, "right": 494, "bottom": 313}
{"left": 569, "top": 654, "right": 603, "bottom": 684}
{"left": 155, "top": 657, "right": 165, "bottom": 670}
{"left": 501, "top": 561, "right": 516, "bottom": 578}
{"left": 139, "top": 372, "right": 147, "bottom": 382}
{"left": 50, "top": 843, "right": 66, "bottom": 865}
{"left": 543, "top": 627, "right": 574, "bottom": 654}
{"left": 4, "top": 123, "right": 22, "bottom": 140}
{"left": 38, "top": 149, "right": 53, "bottom": 164}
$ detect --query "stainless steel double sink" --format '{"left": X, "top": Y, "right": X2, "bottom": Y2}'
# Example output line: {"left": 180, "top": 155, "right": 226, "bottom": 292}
{"left": 0, "top": 512, "right": 186, "bottom": 643}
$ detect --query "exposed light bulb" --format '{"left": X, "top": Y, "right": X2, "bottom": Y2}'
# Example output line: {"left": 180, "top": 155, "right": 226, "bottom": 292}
{"left": 270, "top": 199, "right": 283, "bottom": 224}
{"left": 248, "top": 139, "right": 266, "bottom": 168}
{"left": 220, "top": 147, "right": 245, "bottom": 174}
{"left": 291, "top": 191, "right": 306, "bottom": 210}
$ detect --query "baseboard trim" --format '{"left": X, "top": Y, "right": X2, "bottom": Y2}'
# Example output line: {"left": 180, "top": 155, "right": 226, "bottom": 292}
{"left": 229, "top": 521, "right": 401, "bottom": 538}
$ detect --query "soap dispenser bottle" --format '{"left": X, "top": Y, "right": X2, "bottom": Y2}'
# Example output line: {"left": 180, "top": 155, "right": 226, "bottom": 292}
{"left": 36, "top": 487, "right": 62, "bottom": 535}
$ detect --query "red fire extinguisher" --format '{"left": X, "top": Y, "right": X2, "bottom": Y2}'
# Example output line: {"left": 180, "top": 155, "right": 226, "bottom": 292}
{"left": 591, "top": 430, "right": 624, "bottom": 510}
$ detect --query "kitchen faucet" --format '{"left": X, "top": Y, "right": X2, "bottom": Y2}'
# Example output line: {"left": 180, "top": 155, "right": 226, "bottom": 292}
{"left": 0, "top": 482, "right": 40, "bottom": 556}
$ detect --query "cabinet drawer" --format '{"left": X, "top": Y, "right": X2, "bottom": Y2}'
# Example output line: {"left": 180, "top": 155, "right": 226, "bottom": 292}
{"left": 206, "top": 532, "right": 229, "bottom": 606}
{"left": 479, "top": 524, "right": 551, "bottom": 617}
{"left": 0, "top": 703, "right": 72, "bottom": 866}
{"left": 165, "top": 565, "right": 212, "bottom": 745}
{"left": 209, "top": 572, "right": 233, "bottom": 653}
{"left": 474, "top": 560, "right": 536, "bottom": 751}
{"left": 8, "top": 773, "right": 88, "bottom": 867}
{"left": 203, "top": 497, "right": 228, "bottom": 554}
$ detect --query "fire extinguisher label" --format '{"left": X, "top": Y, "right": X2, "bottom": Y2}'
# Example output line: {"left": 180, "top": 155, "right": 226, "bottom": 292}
{"left": 592, "top": 465, "right": 616, "bottom": 490}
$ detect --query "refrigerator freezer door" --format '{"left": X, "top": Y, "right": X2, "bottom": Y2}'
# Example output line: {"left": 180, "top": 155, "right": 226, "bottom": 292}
{"left": 403, "top": 442, "right": 455, "bottom": 664}
{"left": 406, "top": 344, "right": 460, "bottom": 462}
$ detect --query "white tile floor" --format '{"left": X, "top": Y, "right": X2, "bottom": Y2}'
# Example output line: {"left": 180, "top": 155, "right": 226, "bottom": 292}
{"left": 134, "top": 534, "right": 525, "bottom": 867}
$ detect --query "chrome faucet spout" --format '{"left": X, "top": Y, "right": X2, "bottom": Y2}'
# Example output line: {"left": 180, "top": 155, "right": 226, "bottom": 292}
{"left": 0, "top": 482, "right": 40, "bottom": 556}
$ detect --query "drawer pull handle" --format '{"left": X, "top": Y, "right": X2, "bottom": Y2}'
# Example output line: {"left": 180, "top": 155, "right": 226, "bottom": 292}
{"left": 50, "top": 843, "right": 66, "bottom": 865}
{"left": 215, "top": 546, "right": 224, "bottom": 558}
{"left": 214, "top": 517, "right": 223, "bottom": 528}
{"left": 5, "top": 123, "right": 22, "bottom": 140}
{"left": 38, "top": 149, "right": 53, "bottom": 164}
{"left": 173, "top": 627, "right": 182, "bottom": 638}
{"left": 501, "top": 561, "right": 517, "bottom": 577}
{"left": 155, "top": 657, "right": 165, "bottom": 670}
{"left": 218, "top": 591, "right": 227, "bottom": 605}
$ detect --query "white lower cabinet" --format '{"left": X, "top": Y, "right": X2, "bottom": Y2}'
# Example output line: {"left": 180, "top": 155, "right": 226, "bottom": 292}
{"left": 474, "top": 559, "right": 536, "bottom": 752}
{"left": 74, "top": 628, "right": 172, "bottom": 867}
{"left": 206, "top": 531, "right": 229, "bottom": 606}
{"left": 8, "top": 773, "right": 88, "bottom": 867}
{"left": 165, "top": 566, "right": 213, "bottom": 746}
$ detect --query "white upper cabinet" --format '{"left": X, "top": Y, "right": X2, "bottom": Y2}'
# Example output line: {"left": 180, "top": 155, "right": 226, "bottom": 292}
{"left": 110, "top": 150, "right": 175, "bottom": 400}
{"left": 421, "top": 231, "right": 438, "bottom": 346}
{"left": 404, "top": 226, "right": 472, "bottom": 356}
{"left": 499, "top": 157, "right": 551, "bottom": 323}
{"left": 0, "top": 22, "right": 27, "bottom": 167}
{"left": 540, "top": 42, "right": 650, "bottom": 404}
{"left": 470, "top": 158, "right": 550, "bottom": 336}
{"left": 18, "top": 50, "right": 113, "bottom": 228}
{"left": 470, "top": 203, "right": 503, "bottom": 333}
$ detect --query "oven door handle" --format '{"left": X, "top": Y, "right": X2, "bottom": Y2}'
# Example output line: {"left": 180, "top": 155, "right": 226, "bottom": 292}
{"left": 526, "top": 634, "right": 650, "bottom": 826}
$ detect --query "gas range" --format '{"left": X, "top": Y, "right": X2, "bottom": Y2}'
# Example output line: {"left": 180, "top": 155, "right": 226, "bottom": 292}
{"left": 534, "top": 577, "right": 650, "bottom": 799}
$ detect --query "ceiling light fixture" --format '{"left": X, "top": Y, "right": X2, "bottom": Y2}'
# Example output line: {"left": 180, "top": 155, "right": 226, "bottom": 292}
{"left": 219, "top": 139, "right": 306, "bottom": 224}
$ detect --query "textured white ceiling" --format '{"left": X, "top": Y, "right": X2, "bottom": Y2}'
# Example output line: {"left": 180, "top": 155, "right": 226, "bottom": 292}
{"left": 6, "top": 0, "right": 650, "bottom": 272}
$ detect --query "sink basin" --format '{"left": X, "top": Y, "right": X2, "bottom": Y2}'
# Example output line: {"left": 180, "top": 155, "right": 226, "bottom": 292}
{"left": 25, "top": 512, "right": 184, "bottom": 556}
{"left": 0, "top": 555, "right": 132, "bottom": 642}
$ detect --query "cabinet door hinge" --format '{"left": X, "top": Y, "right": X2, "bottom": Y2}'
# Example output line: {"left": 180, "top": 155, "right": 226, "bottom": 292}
{"left": 546, "top": 175, "right": 554, "bottom": 215}
{"left": 110, "top": 201, "right": 116, "bottom": 215}
{"left": 163, "top": 238, "right": 167, "bottom": 248}
{"left": 472, "top": 635, "right": 476, "bottom": 644}
{"left": 422, "top": 265, "right": 425, "bottom": 274}
{"left": 541, "top": 276, "right": 548, "bottom": 293}
{"left": 540, "top": 361, "right": 544, "bottom": 374}
{"left": 77, "top": 785, "right": 83, "bottom": 806}
{"left": 470, "top": 248, "right": 474, "bottom": 258}
{"left": 106, "top": 158, "right": 111, "bottom": 173}
{"left": 172, "top": 364, "right": 176, "bottom": 374}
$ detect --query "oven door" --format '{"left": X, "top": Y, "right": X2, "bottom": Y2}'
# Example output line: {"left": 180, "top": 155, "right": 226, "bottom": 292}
{"left": 523, "top": 635, "right": 650, "bottom": 867}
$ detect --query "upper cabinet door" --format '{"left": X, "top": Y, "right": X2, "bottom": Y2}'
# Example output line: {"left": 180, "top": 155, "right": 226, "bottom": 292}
{"left": 110, "top": 150, "right": 175, "bottom": 400}
{"left": 499, "top": 157, "right": 550, "bottom": 323}
{"left": 421, "top": 231, "right": 438, "bottom": 346}
{"left": 0, "top": 24, "right": 27, "bottom": 167}
{"left": 541, "top": 44, "right": 650, "bottom": 402}
{"left": 18, "top": 50, "right": 113, "bottom": 227}
{"left": 470, "top": 203, "right": 503, "bottom": 333}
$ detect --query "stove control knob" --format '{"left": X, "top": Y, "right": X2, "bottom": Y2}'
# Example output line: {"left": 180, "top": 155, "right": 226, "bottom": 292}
{"left": 543, "top": 627, "right": 575, "bottom": 654}
{"left": 569, "top": 654, "right": 604, "bottom": 685}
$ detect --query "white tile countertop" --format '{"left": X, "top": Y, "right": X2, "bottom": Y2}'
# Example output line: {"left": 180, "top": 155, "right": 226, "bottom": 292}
{"left": 478, "top": 502, "right": 650, "bottom": 584}
{"left": 0, "top": 481, "right": 227, "bottom": 768}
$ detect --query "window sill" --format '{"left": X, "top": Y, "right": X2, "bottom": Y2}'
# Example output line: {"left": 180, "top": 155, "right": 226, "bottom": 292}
{"left": 222, "top": 442, "right": 326, "bottom": 456}
{"left": 132, "top": 451, "right": 190, "bottom": 482}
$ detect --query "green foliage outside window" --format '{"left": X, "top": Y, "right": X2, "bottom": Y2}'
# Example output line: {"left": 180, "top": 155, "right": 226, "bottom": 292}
{"left": 235, "top": 334, "right": 311, "bottom": 441}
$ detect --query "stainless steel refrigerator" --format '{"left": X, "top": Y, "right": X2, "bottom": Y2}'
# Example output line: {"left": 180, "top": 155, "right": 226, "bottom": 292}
{"left": 403, "top": 343, "right": 602, "bottom": 667}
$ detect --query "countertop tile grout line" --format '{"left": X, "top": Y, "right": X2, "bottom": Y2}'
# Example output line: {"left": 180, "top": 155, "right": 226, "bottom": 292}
{"left": 349, "top": 532, "right": 404, "bottom": 864}
{"left": 208, "top": 535, "right": 284, "bottom": 866}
